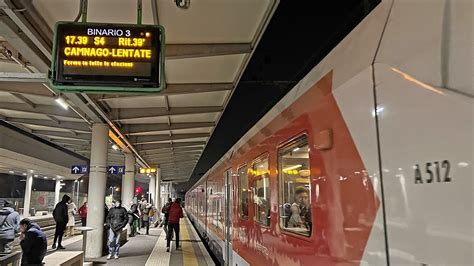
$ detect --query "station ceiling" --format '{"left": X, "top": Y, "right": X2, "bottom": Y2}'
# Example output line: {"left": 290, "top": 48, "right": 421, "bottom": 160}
{"left": 0, "top": 0, "right": 277, "bottom": 182}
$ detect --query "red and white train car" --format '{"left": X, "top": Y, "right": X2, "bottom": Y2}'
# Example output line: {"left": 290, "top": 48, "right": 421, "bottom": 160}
{"left": 185, "top": 0, "right": 473, "bottom": 265}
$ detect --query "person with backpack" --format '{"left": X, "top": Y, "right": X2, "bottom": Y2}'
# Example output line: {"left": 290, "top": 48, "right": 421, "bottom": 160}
{"left": 164, "top": 198, "right": 183, "bottom": 252}
{"left": 18, "top": 218, "right": 47, "bottom": 265}
{"left": 106, "top": 200, "right": 128, "bottom": 260}
{"left": 52, "top": 194, "right": 70, "bottom": 250}
{"left": 0, "top": 200, "right": 20, "bottom": 253}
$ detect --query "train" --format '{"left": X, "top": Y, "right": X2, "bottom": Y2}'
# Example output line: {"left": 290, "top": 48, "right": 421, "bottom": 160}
{"left": 185, "top": 0, "right": 473, "bottom": 265}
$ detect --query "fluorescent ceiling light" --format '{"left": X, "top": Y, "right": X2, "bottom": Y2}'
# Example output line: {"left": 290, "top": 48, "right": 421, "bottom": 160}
{"left": 8, "top": 171, "right": 14, "bottom": 174}
{"left": 55, "top": 96, "right": 69, "bottom": 110}
{"left": 283, "top": 164, "right": 302, "bottom": 171}
{"left": 112, "top": 144, "right": 119, "bottom": 150}
{"left": 293, "top": 147, "right": 300, "bottom": 152}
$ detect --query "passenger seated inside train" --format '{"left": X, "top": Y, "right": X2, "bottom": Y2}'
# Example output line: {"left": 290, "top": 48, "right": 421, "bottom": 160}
{"left": 279, "top": 135, "right": 312, "bottom": 236}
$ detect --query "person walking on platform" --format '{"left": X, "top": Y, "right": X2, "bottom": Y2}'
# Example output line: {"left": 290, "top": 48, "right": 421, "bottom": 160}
{"left": 128, "top": 201, "right": 140, "bottom": 237}
{"left": 66, "top": 199, "right": 77, "bottom": 237}
{"left": 106, "top": 200, "right": 128, "bottom": 260}
{"left": 160, "top": 198, "right": 172, "bottom": 238}
{"left": 52, "top": 194, "right": 70, "bottom": 250}
{"left": 78, "top": 202, "right": 87, "bottom": 226}
{"left": 139, "top": 197, "right": 147, "bottom": 229}
{"left": 142, "top": 203, "right": 152, "bottom": 235}
{"left": 165, "top": 198, "right": 183, "bottom": 252}
{"left": 0, "top": 200, "right": 20, "bottom": 253}
{"left": 19, "top": 218, "right": 47, "bottom": 265}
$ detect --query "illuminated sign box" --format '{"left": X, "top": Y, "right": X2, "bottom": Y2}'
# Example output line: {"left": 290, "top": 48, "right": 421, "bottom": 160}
{"left": 49, "top": 22, "right": 165, "bottom": 93}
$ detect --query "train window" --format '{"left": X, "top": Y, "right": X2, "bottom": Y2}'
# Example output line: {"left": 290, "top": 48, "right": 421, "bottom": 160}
{"left": 278, "top": 135, "right": 312, "bottom": 236}
{"left": 238, "top": 165, "right": 249, "bottom": 220}
{"left": 252, "top": 157, "right": 271, "bottom": 226}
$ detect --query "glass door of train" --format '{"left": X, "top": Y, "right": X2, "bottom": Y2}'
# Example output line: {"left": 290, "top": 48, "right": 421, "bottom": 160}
{"left": 224, "top": 169, "right": 233, "bottom": 265}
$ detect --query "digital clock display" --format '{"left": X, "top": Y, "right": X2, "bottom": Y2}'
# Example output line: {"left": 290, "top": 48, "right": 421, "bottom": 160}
{"left": 51, "top": 22, "right": 163, "bottom": 89}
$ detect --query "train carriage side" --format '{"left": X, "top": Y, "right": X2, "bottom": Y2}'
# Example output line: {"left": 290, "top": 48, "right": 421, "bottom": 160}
{"left": 186, "top": 0, "right": 472, "bottom": 264}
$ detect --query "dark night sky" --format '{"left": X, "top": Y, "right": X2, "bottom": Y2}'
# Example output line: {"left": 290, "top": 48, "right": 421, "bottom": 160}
{"left": 178, "top": 0, "right": 380, "bottom": 192}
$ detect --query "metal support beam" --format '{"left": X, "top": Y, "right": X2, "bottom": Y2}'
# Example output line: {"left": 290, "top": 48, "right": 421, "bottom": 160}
{"left": 0, "top": 0, "right": 52, "bottom": 60}
{"left": 122, "top": 122, "right": 215, "bottom": 135}
{"left": 161, "top": 171, "right": 193, "bottom": 176}
{"left": 0, "top": 72, "right": 48, "bottom": 83}
{"left": 149, "top": 159, "right": 198, "bottom": 165}
{"left": 166, "top": 43, "right": 251, "bottom": 59}
{"left": 144, "top": 151, "right": 201, "bottom": 158}
{"left": 9, "top": 93, "right": 36, "bottom": 108}
{"left": 56, "top": 143, "right": 90, "bottom": 150}
{"left": 150, "top": 159, "right": 198, "bottom": 165}
{"left": 92, "top": 83, "right": 233, "bottom": 100}
{"left": 112, "top": 106, "right": 223, "bottom": 120}
{"left": 137, "top": 141, "right": 206, "bottom": 151}
{"left": 132, "top": 133, "right": 209, "bottom": 144}
{"left": 145, "top": 155, "right": 201, "bottom": 163}
{"left": 0, "top": 16, "right": 50, "bottom": 73}
{"left": 46, "top": 115, "right": 61, "bottom": 124}
{"left": 0, "top": 102, "right": 79, "bottom": 118}
{"left": 49, "top": 138, "right": 91, "bottom": 145}
{"left": 160, "top": 171, "right": 194, "bottom": 176}
{"left": 147, "top": 162, "right": 198, "bottom": 168}
{"left": 142, "top": 150, "right": 202, "bottom": 158}
{"left": 5, "top": 118, "right": 90, "bottom": 131}
{"left": 32, "top": 130, "right": 91, "bottom": 141}
{"left": 0, "top": 82, "right": 54, "bottom": 97}
{"left": 140, "top": 146, "right": 204, "bottom": 155}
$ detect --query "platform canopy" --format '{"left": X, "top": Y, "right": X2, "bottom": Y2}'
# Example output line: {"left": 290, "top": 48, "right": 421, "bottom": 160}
{"left": 0, "top": 0, "right": 278, "bottom": 182}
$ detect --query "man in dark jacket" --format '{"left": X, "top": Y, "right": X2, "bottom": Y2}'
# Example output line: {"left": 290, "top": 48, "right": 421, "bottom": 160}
{"left": 165, "top": 198, "right": 183, "bottom": 252}
{"left": 19, "top": 218, "right": 47, "bottom": 265}
{"left": 52, "top": 194, "right": 70, "bottom": 249}
{"left": 106, "top": 200, "right": 128, "bottom": 260}
{"left": 0, "top": 201, "right": 20, "bottom": 253}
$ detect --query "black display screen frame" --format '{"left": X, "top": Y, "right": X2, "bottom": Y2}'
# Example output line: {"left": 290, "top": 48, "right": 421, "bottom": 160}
{"left": 50, "top": 22, "right": 165, "bottom": 92}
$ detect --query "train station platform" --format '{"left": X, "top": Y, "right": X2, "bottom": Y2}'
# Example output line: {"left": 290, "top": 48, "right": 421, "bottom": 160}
{"left": 43, "top": 214, "right": 214, "bottom": 266}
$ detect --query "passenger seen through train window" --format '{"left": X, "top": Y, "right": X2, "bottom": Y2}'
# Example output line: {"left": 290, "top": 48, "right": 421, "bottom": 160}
{"left": 279, "top": 135, "right": 312, "bottom": 236}
{"left": 252, "top": 157, "right": 270, "bottom": 226}
{"left": 238, "top": 165, "right": 249, "bottom": 219}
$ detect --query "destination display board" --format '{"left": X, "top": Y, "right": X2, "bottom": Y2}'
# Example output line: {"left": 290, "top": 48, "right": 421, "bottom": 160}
{"left": 50, "top": 22, "right": 165, "bottom": 93}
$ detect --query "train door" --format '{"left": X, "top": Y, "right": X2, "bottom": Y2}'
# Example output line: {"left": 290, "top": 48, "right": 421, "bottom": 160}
{"left": 224, "top": 169, "right": 233, "bottom": 265}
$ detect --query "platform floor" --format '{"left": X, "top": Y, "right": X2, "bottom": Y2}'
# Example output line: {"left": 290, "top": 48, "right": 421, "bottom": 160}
{"left": 44, "top": 214, "right": 215, "bottom": 266}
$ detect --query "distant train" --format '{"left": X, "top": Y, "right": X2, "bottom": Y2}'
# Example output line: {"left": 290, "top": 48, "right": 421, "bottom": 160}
{"left": 185, "top": 0, "right": 473, "bottom": 265}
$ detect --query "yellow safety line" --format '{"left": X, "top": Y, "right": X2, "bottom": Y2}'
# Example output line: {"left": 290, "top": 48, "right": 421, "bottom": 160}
{"left": 181, "top": 218, "right": 199, "bottom": 266}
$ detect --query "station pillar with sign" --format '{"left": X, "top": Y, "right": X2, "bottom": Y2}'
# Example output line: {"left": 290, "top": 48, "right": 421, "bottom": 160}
{"left": 85, "top": 123, "right": 109, "bottom": 258}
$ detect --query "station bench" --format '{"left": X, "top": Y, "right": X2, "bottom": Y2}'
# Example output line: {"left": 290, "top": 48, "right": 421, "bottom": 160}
{"left": 43, "top": 251, "right": 83, "bottom": 266}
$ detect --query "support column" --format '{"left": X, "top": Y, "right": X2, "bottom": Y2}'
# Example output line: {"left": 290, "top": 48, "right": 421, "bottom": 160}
{"left": 85, "top": 124, "right": 109, "bottom": 258}
{"left": 122, "top": 153, "right": 135, "bottom": 208}
{"left": 149, "top": 175, "right": 155, "bottom": 205}
{"left": 54, "top": 179, "right": 61, "bottom": 207}
{"left": 155, "top": 168, "right": 161, "bottom": 209}
{"left": 23, "top": 172, "right": 33, "bottom": 217}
